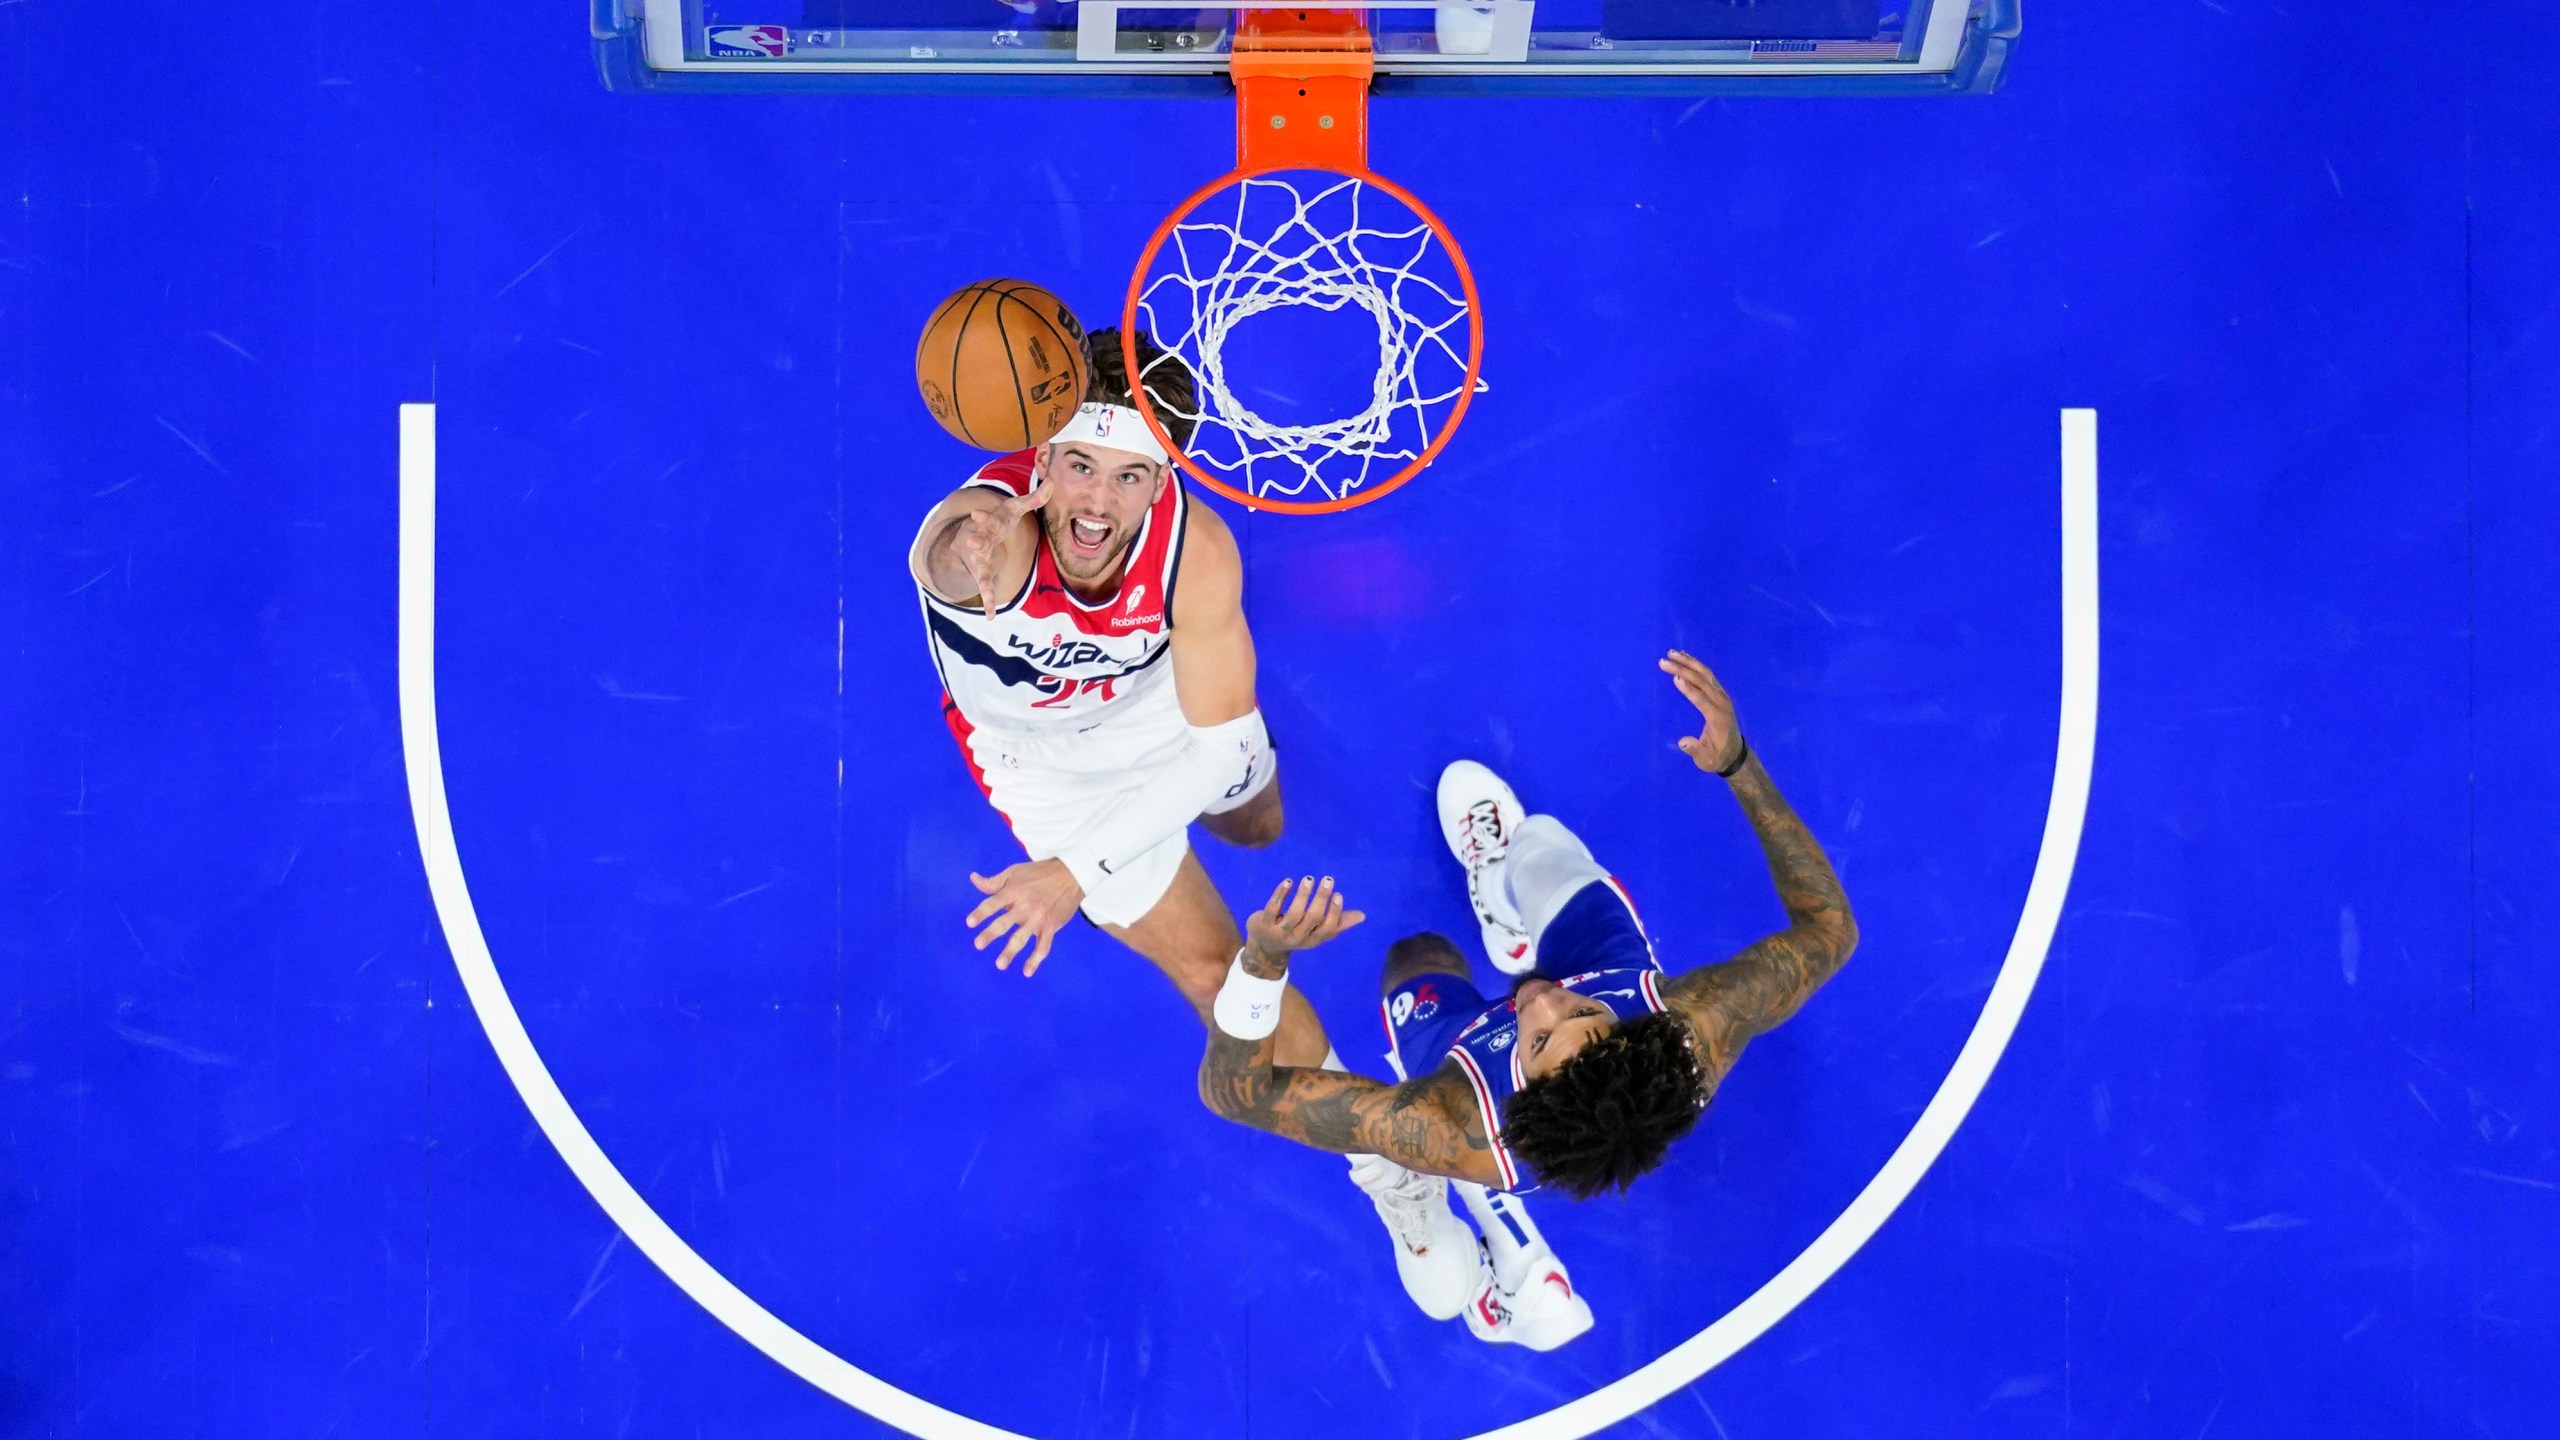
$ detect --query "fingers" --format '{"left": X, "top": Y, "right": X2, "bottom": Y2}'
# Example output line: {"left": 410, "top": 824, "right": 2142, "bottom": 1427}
{"left": 972, "top": 555, "right": 1003, "bottom": 620}
{"left": 1283, "top": 875, "right": 1321, "bottom": 927}
{"left": 1660, "top": 648, "right": 1716, "bottom": 680}
{"left": 1021, "top": 928, "right": 1055, "bottom": 977}
{"left": 1008, "top": 481, "right": 1053, "bottom": 517}
{"left": 962, "top": 507, "right": 1014, "bottom": 618}
{"left": 1659, "top": 650, "right": 1726, "bottom": 695}
{"left": 1316, "top": 888, "right": 1362, "bottom": 938}
{"left": 1661, "top": 661, "right": 1721, "bottom": 703}
{"left": 995, "top": 922, "right": 1036, "bottom": 971}
{"left": 1257, "top": 876, "right": 1357, "bottom": 946}
{"left": 1660, "top": 653, "right": 1733, "bottom": 727}
{"left": 973, "top": 909, "right": 1019, "bottom": 951}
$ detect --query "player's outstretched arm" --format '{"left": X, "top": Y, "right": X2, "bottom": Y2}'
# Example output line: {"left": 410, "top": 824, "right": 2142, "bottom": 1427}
{"left": 1652, "top": 652, "right": 1860, "bottom": 1087}
{"left": 1198, "top": 878, "right": 1505, "bottom": 1186}
{"left": 913, "top": 482, "right": 1047, "bottom": 619}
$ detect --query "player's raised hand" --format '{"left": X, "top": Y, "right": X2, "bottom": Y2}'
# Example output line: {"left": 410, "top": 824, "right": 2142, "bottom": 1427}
{"left": 966, "top": 855, "right": 1083, "bottom": 977}
{"left": 1244, "top": 876, "right": 1366, "bottom": 966}
{"left": 951, "top": 483, "right": 1052, "bottom": 619}
{"left": 1660, "top": 650, "right": 1747, "bottom": 775}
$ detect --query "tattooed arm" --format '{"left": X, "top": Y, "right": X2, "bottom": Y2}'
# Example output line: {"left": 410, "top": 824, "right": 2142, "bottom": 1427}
{"left": 1198, "top": 878, "right": 1506, "bottom": 1187}
{"left": 1651, "top": 652, "right": 1860, "bottom": 1089}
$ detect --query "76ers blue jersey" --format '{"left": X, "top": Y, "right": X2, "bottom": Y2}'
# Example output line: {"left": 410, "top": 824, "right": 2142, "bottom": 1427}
{"left": 1378, "top": 875, "right": 1669, "bottom": 1192}
{"left": 1444, "top": 968, "right": 1667, "bottom": 1192}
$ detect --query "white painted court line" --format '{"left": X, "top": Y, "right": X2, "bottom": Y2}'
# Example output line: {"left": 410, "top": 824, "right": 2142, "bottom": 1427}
{"left": 1464, "top": 409, "right": 2101, "bottom": 1439}
{"left": 398, "top": 403, "right": 2099, "bottom": 1438}
{"left": 398, "top": 404, "right": 1035, "bottom": 1440}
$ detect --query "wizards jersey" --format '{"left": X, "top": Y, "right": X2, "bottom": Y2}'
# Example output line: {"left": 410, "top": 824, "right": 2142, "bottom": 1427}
{"left": 918, "top": 450, "right": 1188, "bottom": 736}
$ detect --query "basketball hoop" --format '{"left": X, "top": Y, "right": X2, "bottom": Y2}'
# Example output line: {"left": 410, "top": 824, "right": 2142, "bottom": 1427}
{"left": 1123, "top": 9, "right": 1483, "bottom": 515}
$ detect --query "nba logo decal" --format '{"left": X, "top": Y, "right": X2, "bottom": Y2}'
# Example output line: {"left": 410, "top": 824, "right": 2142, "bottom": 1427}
{"left": 706, "top": 25, "right": 790, "bottom": 57}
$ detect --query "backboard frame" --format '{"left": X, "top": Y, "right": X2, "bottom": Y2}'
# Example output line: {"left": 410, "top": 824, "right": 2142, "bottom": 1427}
{"left": 592, "top": 0, "right": 2018, "bottom": 97}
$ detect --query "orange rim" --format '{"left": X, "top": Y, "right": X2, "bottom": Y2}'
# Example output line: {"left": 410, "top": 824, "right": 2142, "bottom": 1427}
{"left": 1122, "top": 166, "right": 1483, "bottom": 517}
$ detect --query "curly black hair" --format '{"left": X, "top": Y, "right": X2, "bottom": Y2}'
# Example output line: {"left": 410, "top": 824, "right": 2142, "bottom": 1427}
{"left": 1499, "top": 1012, "right": 1707, "bottom": 1200}
{"left": 1084, "top": 327, "right": 1200, "bottom": 449}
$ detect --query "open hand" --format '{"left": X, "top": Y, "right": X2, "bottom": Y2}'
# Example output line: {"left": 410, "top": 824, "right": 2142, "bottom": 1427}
{"left": 949, "top": 482, "right": 1052, "bottom": 619}
{"left": 1660, "top": 650, "right": 1746, "bottom": 774}
{"left": 966, "top": 857, "right": 1084, "bottom": 976}
{"left": 1243, "top": 876, "right": 1365, "bottom": 971}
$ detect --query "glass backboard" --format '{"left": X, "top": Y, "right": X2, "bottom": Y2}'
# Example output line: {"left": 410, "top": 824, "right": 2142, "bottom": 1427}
{"left": 592, "top": 0, "right": 2016, "bottom": 94}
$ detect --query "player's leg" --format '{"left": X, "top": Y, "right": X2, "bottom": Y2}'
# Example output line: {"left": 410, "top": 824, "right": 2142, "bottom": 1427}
{"left": 1374, "top": 927, "right": 1594, "bottom": 1348}
{"left": 1101, "top": 850, "right": 1329, "bottom": 1067}
{"left": 1196, "top": 775, "right": 1283, "bottom": 847}
{"left": 1435, "top": 760, "right": 1539, "bottom": 973}
{"left": 1504, "top": 814, "right": 1656, "bottom": 980}
{"left": 1195, "top": 719, "right": 1282, "bottom": 848}
{"left": 1360, "top": 929, "right": 1494, "bottom": 1322}
{"left": 1455, "top": 1182, "right": 1594, "bottom": 1351}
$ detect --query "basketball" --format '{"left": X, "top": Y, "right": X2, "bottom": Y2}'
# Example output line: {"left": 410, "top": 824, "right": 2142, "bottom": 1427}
{"left": 915, "top": 279, "right": 1091, "bottom": 451}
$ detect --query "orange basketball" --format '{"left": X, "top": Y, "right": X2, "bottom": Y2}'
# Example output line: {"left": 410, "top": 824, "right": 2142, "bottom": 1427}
{"left": 915, "top": 279, "right": 1091, "bottom": 452}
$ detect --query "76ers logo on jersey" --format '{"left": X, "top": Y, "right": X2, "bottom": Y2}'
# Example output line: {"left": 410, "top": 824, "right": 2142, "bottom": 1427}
{"left": 1390, "top": 981, "right": 1441, "bottom": 1026}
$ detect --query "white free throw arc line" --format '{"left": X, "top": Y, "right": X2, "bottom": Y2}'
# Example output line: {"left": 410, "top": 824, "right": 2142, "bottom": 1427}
{"left": 397, "top": 404, "right": 1034, "bottom": 1440}
{"left": 398, "top": 403, "right": 2099, "bottom": 1439}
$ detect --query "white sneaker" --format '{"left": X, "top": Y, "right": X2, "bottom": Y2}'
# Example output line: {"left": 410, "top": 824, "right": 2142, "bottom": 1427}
{"left": 1436, "top": 760, "right": 1536, "bottom": 975}
{"left": 1349, "top": 1154, "right": 1483, "bottom": 1321}
{"left": 1462, "top": 1246, "right": 1595, "bottom": 1351}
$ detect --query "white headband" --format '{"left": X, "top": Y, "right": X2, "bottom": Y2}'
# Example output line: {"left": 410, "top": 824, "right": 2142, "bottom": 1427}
{"left": 1047, "top": 402, "right": 1171, "bottom": 465}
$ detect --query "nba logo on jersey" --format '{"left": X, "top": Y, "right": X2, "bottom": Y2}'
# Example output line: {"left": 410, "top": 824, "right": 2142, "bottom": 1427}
{"left": 706, "top": 25, "right": 790, "bottom": 57}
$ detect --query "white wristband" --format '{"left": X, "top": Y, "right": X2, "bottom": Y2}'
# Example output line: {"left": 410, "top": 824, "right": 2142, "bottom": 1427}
{"left": 1212, "top": 949, "right": 1288, "bottom": 1041}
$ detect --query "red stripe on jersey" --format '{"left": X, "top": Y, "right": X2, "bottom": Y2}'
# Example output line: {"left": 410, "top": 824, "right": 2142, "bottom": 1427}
{"left": 1604, "top": 875, "right": 1662, "bottom": 969}
{"left": 940, "top": 692, "right": 995, "bottom": 800}
{"left": 1379, "top": 998, "right": 1410, "bottom": 1083}
{"left": 939, "top": 692, "right": 1023, "bottom": 841}
{"left": 967, "top": 450, "right": 1039, "bottom": 497}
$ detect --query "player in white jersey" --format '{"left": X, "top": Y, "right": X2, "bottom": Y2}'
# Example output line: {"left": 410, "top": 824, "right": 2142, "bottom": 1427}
{"left": 1196, "top": 653, "right": 1860, "bottom": 1344}
{"left": 912, "top": 329, "right": 1297, "bottom": 1022}
{"left": 913, "top": 331, "right": 1478, "bottom": 1295}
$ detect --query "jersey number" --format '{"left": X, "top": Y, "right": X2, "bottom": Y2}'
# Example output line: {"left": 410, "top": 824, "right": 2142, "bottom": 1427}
{"left": 1028, "top": 675, "right": 1118, "bottom": 709}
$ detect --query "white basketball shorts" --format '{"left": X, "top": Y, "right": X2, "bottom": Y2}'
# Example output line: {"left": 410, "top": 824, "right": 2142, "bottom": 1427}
{"left": 940, "top": 683, "right": 1276, "bottom": 927}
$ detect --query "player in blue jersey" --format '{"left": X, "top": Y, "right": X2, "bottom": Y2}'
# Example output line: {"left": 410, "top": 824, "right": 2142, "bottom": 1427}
{"left": 1197, "top": 651, "right": 1858, "bottom": 1346}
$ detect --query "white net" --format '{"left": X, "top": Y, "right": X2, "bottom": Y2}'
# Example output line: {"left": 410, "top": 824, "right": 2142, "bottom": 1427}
{"left": 1132, "top": 172, "right": 1480, "bottom": 507}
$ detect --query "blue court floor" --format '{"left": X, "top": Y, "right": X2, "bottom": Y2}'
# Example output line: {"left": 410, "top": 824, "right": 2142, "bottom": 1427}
{"left": 7, "top": 3, "right": 2558, "bottom": 1437}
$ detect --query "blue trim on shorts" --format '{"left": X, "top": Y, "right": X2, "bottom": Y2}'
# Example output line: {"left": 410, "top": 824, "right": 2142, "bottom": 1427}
{"left": 1532, "top": 879, "right": 1659, "bottom": 980}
